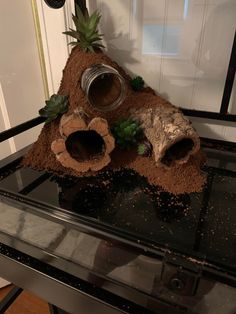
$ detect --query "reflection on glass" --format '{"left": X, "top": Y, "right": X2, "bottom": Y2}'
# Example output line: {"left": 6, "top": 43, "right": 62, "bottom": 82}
{"left": 142, "top": 25, "right": 180, "bottom": 56}
{"left": 95, "top": 0, "right": 236, "bottom": 111}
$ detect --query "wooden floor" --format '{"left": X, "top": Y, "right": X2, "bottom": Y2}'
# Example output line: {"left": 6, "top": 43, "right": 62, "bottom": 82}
{"left": 0, "top": 285, "right": 50, "bottom": 314}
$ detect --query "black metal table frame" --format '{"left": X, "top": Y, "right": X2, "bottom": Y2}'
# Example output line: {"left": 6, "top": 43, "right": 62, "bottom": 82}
{"left": 0, "top": 129, "right": 236, "bottom": 314}
{"left": 0, "top": 76, "right": 235, "bottom": 314}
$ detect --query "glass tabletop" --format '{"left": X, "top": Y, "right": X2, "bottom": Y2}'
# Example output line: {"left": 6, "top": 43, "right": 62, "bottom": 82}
{"left": 0, "top": 144, "right": 236, "bottom": 313}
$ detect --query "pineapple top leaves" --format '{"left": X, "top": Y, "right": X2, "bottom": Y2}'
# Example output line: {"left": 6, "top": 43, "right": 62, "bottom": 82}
{"left": 63, "top": 4, "right": 104, "bottom": 53}
{"left": 39, "top": 94, "right": 69, "bottom": 124}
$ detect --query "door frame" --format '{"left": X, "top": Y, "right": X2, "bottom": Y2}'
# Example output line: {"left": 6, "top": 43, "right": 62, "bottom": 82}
{"left": 33, "top": 0, "right": 74, "bottom": 96}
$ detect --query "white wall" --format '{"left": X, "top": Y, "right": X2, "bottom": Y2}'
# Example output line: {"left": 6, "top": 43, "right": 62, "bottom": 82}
{"left": 88, "top": 0, "right": 236, "bottom": 141}
{"left": 0, "top": 83, "right": 14, "bottom": 159}
{"left": 0, "top": 0, "right": 45, "bottom": 155}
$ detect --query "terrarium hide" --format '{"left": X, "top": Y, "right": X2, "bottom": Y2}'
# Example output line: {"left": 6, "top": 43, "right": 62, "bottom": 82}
{"left": 132, "top": 106, "right": 200, "bottom": 167}
{"left": 51, "top": 110, "right": 115, "bottom": 172}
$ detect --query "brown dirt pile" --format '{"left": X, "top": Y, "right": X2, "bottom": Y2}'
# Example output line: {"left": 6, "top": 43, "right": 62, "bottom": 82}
{"left": 23, "top": 47, "right": 206, "bottom": 195}
{"left": 108, "top": 148, "right": 206, "bottom": 195}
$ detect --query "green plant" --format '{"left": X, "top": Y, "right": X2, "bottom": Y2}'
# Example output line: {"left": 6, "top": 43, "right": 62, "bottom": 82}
{"left": 131, "top": 76, "right": 145, "bottom": 91}
{"left": 39, "top": 94, "right": 69, "bottom": 124}
{"left": 112, "top": 119, "right": 143, "bottom": 150}
{"left": 137, "top": 140, "right": 152, "bottom": 157}
{"left": 63, "top": 4, "right": 104, "bottom": 52}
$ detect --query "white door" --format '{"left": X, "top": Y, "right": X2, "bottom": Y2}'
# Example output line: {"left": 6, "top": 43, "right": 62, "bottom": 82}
{"left": 0, "top": 0, "right": 72, "bottom": 288}
{"left": 0, "top": 0, "right": 72, "bottom": 160}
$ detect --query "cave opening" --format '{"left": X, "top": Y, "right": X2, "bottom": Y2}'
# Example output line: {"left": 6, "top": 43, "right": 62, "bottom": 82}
{"left": 65, "top": 130, "right": 105, "bottom": 162}
{"left": 89, "top": 73, "right": 122, "bottom": 110}
{"left": 161, "top": 138, "right": 194, "bottom": 166}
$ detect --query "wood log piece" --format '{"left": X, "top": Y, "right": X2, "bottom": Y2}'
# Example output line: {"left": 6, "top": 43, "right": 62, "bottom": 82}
{"left": 132, "top": 106, "right": 200, "bottom": 167}
{"left": 59, "top": 110, "right": 88, "bottom": 138}
{"left": 51, "top": 110, "right": 115, "bottom": 173}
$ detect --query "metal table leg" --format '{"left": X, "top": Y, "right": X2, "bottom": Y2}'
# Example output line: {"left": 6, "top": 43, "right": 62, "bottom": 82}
{"left": 0, "top": 286, "right": 23, "bottom": 313}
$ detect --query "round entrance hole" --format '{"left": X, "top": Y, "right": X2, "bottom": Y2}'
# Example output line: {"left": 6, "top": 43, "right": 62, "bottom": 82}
{"left": 161, "top": 138, "right": 194, "bottom": 166}
{"left": 65, "top": 130, "right": 105, "bottom": 162}
{"left": 89, "top": 73, "right": 121, "bottom": 110}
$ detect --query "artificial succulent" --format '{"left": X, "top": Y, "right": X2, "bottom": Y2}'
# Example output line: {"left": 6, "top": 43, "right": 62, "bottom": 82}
{"left": 39, "top": 94, "right": 69, "bottom": 124}
{"left": 63, "top": 4, "right": 104, "bottom": 52}
{"left": 112, "top": 118, "right": 143, "bottom": 150}
{"left": 137, "top": 140, "right": 152, "bottom": 157}
{"left": 131, "top": 76, "right": 145, "bottom": 91}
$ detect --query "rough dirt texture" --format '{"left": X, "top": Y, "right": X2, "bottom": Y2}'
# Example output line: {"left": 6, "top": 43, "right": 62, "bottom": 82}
{"left": 23, "top": 47, "right": 206, "bottom": 195}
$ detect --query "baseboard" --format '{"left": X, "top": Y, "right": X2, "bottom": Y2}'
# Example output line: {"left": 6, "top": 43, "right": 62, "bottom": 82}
{"left": 0, "top": 278, "right": 10, "bottom": 289}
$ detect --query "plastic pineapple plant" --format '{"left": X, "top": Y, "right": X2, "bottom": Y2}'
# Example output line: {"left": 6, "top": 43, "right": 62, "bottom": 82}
{"left": 63, "top": 4, "right": 104, "bottom": 52}
{"left": 39, "top": 94, "right": 69, "bottom": 123}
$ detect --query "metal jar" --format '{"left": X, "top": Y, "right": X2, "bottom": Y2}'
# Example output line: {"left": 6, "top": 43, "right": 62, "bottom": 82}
{"left": 81, "top": 64, "right": 126, "bottom": 112}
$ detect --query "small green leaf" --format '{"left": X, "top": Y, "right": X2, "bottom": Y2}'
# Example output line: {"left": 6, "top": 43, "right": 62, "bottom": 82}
{"left": 88, "top": 11, "right": 101, "bottom": 30}
{"left": 137, "top": 144, "right": 146, "bottom": 155}
{"left": 39, "top": 94, "right": 69, "bottom": 124}
{"left": 75, "top": 4, "right": 86, "bottom": 24}
{"left": 72, "top": 14, "right": 79, "bottom": 28}
{"left": 137, "top": 141, "right": 152, "bottom": 156}
{"left": 131, "top": 76, "right": 145, "bottom": 91}
{"left": 111, "top": 118, "right": 143, "bottom": 150}
{"left": 63, "top": 30, "right": 81, "bottom": 40}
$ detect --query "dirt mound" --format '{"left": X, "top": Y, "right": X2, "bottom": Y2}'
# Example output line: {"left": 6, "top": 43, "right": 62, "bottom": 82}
{"left": 23, "top": 47, "right": 206, "bottom": 194}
